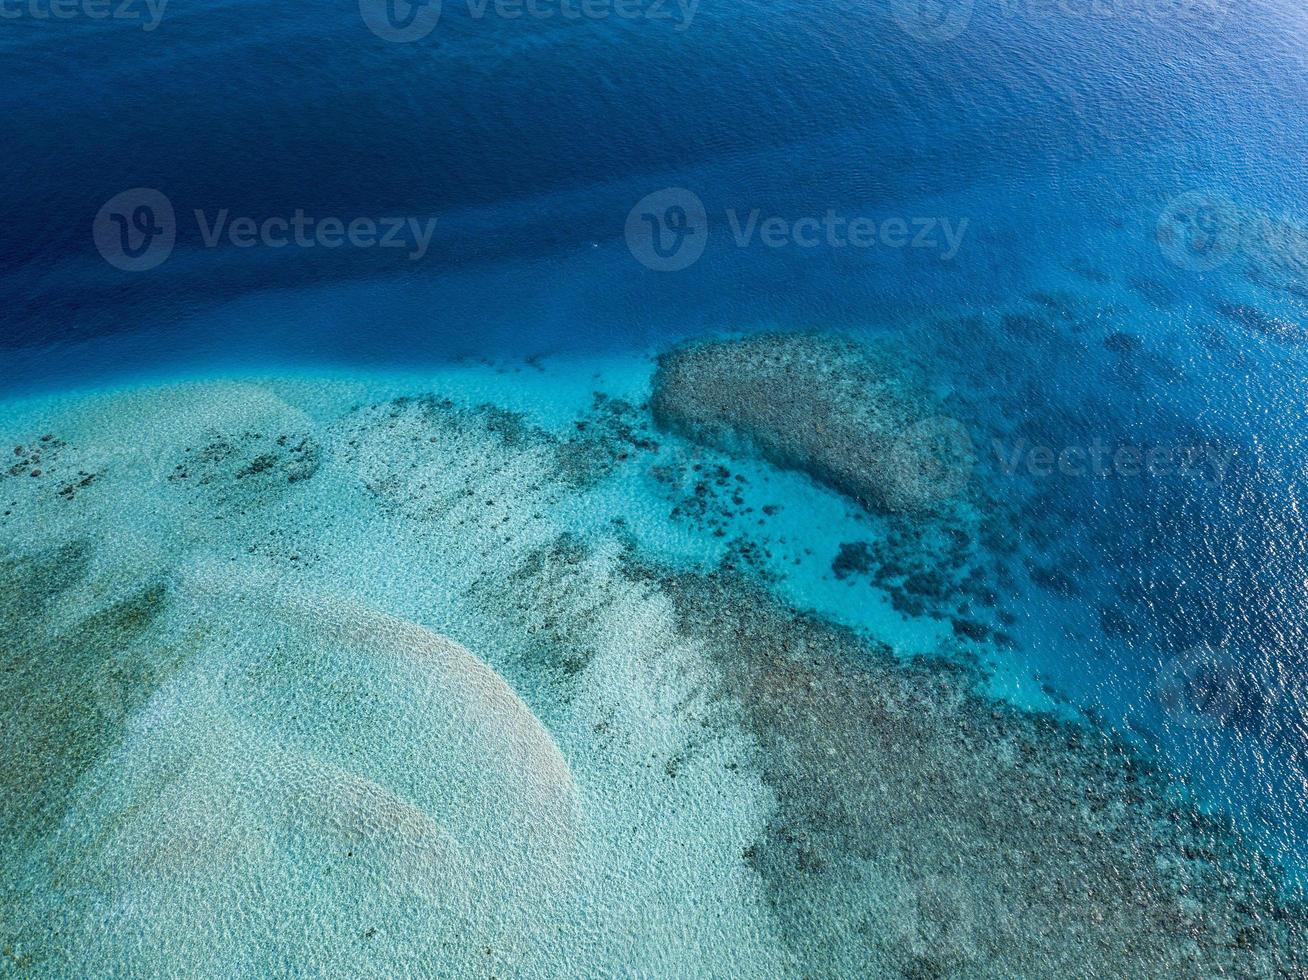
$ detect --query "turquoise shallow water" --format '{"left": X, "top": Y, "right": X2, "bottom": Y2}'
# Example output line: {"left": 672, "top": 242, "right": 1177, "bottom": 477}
{"left": 1, "top": 350, "right": 1306, "bottom": 974}
{"left": 4, "top": 0, "right": 1308, "bottom": 972}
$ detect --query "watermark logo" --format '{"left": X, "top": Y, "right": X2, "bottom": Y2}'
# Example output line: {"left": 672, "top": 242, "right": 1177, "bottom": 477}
{"left": 884, "top": 872, "right": 988, "bottom": 974}
{"left": 625, "top": 188, "right": 969, "bottom": 271}
{"left": 362, "top": 0, "right": 696, "bottom": 40}
{"left": 990, "top": 437, "right": 1233, "bottom": 483}
{"left": 1155, "top": 641, "right": 1276, "bottom": 735}
{"left": 93, "top": 188, "right": 176, "bottom": 272}
{"left": 192, "top": 210, "right": 438, "bottom": 259}
{"left": 726, "top": 210, "right": 968, "bottom": 258}
{"left": 359, "top": 0, "right": 442, "bottom": 42}
{"left": 890, "top": 0, "right": 974, "bottom": 42}
{"left": 625, "top": 187, "right": 708, "bottom": 272}
{"left": 1156, "top": 190, "right": 1244, "bottom": 273}
{"left": 0, "top": 0, "right": 168, "bottom": 30}
{"left": 887, "top": 415, "right": 977, "bottom": 506}
{"left": 93, "top": 189, "right": 441, "bottom": 271}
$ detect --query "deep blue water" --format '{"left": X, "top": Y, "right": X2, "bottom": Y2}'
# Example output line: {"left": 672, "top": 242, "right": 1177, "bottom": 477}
{"left": 4, "top": 0, "right": 1308, "bottom": 888}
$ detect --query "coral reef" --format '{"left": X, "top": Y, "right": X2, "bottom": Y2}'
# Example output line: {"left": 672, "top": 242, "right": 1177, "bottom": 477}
{"left": 168, "top": 429, "right": 321, "bottom": 495}
{"left": 334, "top": 392, "right": 659, "bottom": 524}
{"left": 650, "top": 334, "right": 975, "bottom": 514}
{"left": 640, "top": 565, "right": 1307, "bottom": 978}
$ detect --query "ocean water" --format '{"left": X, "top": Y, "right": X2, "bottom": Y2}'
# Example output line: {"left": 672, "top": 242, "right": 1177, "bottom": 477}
{"left": 3, "top": 0, "right": 1308, "bottom": 974}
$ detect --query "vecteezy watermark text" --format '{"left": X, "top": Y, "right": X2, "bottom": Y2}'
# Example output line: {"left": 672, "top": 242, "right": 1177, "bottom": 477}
{"left": 94, "top": 189, "right": 438, "bottom": 271}
{"left": 194, "top": 210, "right": 437, "bottom": 259}
{"left": 991, "top": 437, "right": 1233, "bottom": 482}
{"left": 625, "top": 188, "right": 968, "bottom": 272}
{"left": 726, "top": 210, "right": 968, "bottom": 257}
{"left": 465, "top": 0, "right": 696, "bottom": 25}
{"left": 999, "top": 0, "right": 1229, "bottom": 29}
{"left": 0, "top": 0, "right": 167, "bottom": 29}
{"left": 892, "top": 0, "right": 1228, "bottom": 43}
{"left": 360, "top": 0, "right": 695, "bottom": 42}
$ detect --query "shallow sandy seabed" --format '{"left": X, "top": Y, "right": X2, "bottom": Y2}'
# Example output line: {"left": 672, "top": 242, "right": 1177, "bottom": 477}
{"left": 0, "top": 342, "right": 1304, "bottom": 977}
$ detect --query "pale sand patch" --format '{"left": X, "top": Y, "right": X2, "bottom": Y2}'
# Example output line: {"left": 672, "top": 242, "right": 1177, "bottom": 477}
{"left": 179, "top": 557, "right": 582, "bottom": 870}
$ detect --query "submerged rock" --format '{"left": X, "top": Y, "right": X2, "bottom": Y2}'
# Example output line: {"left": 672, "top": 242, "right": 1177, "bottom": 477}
{"left": 650, "top": 334, "right": 974, "bottom": 513}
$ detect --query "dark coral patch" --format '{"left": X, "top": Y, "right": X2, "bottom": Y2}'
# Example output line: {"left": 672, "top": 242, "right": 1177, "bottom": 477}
{"left": 831, "top": 541, "right": 875, "bottom": 580}
{"left": 1103, "top": 330, "right": 1143, "bottom": 354}
{"left": 1, "top": 434, "right": 70, "bottom": 484}
{"left": 555, "top": 393, "right": 660, "bottom": 488}
{"left": 1212, "top": 300, "right": 1308, "bottom": 346}
{"left": 166, "top": 430, "right": 321, "bottom": 519}
{"left": 650, "top": 334, "right": 974, "bottom": 514}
